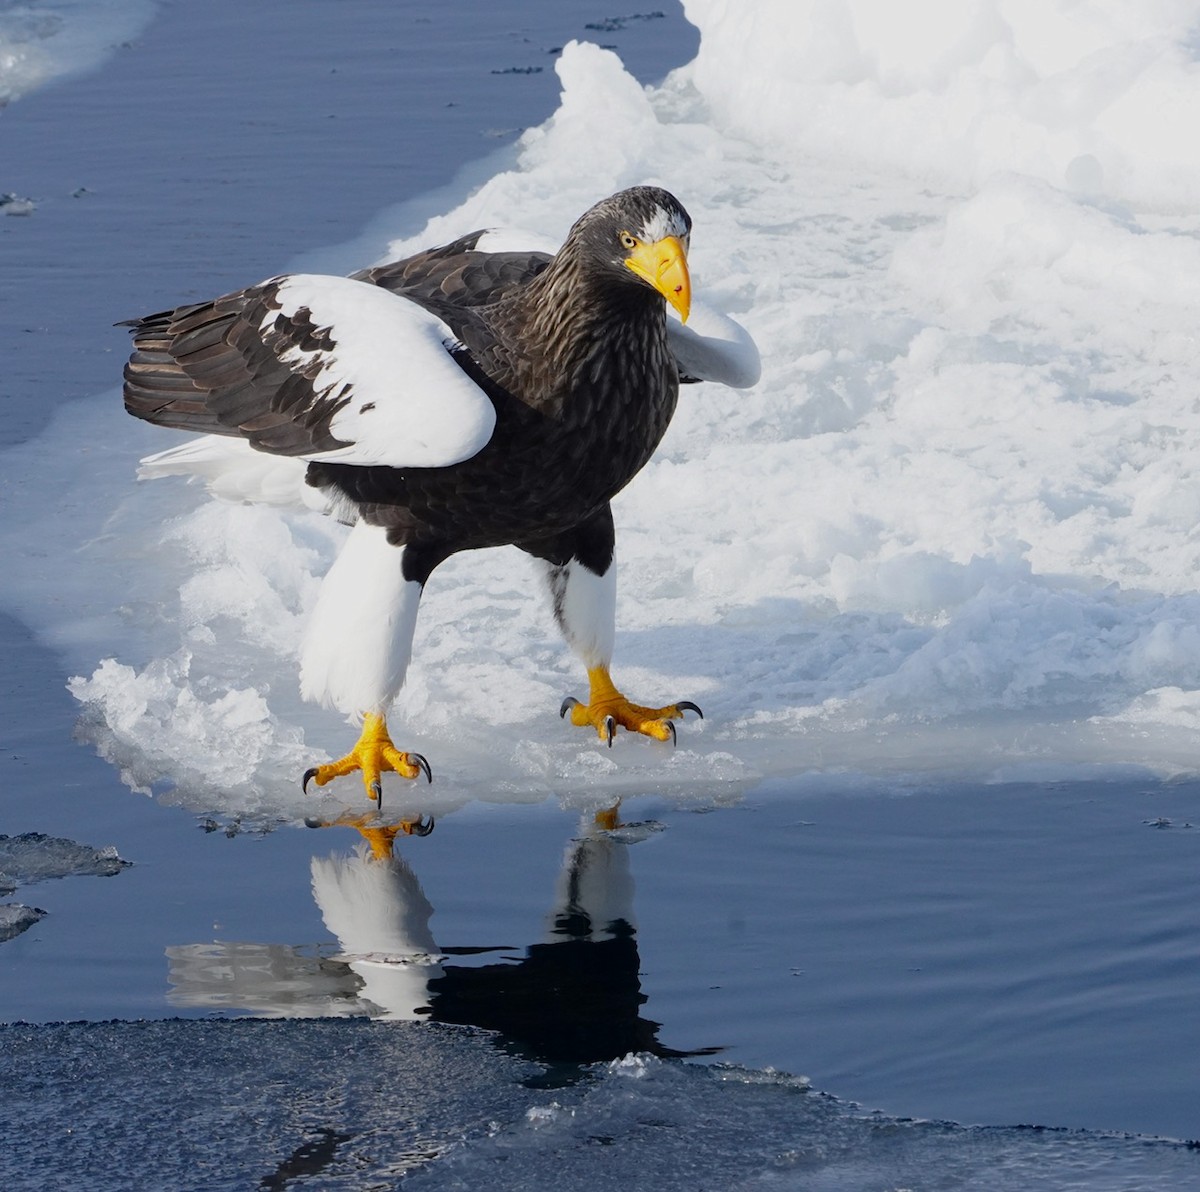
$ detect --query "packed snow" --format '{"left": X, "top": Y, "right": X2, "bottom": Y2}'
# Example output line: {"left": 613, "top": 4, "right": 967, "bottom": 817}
{"left": 5, "top": 0, "right": 1200, "bottom": 820}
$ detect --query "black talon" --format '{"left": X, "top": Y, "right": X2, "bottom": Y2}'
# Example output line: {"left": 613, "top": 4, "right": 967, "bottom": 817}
{"left": 560, "top": 696, "right": 581, "bottom": 719}
{"left": 677, "top": 701, "right": 704, "bottom": 719}
{"left": 405, "top": 815, "right": 436, "bottom": 837}
{"left": 411, "top": 753, "right": 433, "bottom": 784}
{"left": 604, "top": 715, "right": 616, "bottom": 747}
{"left": 303, "top": 816, "right": 325, "bottom": 829}
{"left": 370, "top": 779, "right": 383, "bottom": 809}
{"left": 302, "top": 767, "right": 319, "bottom": 794}
{"left": 666, "top": 720, "right": 677, "bottom": 746}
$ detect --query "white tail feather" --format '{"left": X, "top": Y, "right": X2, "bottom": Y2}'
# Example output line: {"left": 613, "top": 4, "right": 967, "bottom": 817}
{"left": 139, "top": 436, "right": 328, "bottom": 511}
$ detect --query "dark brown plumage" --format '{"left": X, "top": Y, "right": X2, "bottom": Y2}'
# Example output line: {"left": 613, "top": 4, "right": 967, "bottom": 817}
{"left": 123, "top": 187, "right": 692, "bottom": 573}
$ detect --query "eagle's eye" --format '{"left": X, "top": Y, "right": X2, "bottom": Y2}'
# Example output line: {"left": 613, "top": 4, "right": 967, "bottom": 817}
{"left": 619, "top": 231, "right": 638, "bottom": 250}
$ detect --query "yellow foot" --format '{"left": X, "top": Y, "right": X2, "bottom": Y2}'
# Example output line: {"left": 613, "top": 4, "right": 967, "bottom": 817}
{"left": 560, "top": 666, "right": 703, "bottom": 747}
{"left": 302, "top": 713, "right": 432, "bottom": 807}
{"left": 302, "top": 811, "right": 435, "bottom": 853}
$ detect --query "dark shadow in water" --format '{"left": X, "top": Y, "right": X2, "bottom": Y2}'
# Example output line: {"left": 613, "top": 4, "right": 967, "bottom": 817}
{"left": 424, "top": 824, "right": 718, "bottom": 1081}
{"left": 258, "top": 1127, "right": 354, "bottom": 1191}
{"left": 166, "top": 806, "right": 719, "bottom": 1076}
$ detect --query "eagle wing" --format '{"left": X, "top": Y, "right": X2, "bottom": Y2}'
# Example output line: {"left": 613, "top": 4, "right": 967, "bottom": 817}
{"left": 352, "top": 230, "right": 551, "bottom": 318}
{"left": 123, "top": 269, "right": 496, "bottom": 469}
{"left": 664, "top": 300, "right": 761, "bottom": 389}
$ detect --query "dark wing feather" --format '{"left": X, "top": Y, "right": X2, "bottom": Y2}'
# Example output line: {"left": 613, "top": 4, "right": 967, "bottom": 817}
{"left": 353, "top": 233, "right": 551, "bottom": 329}
{"left": 121, "top": 284, "right": 347, "bottom": 454}
{"left": 122, "top": 233, "right": 548, "bottom": 457}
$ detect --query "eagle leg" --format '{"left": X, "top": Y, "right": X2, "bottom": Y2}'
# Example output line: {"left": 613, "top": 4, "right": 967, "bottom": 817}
{"left": 302, "top": 713, "right": 432, "bottom": 806}
{"left": 560, "top": 666, "right": 703, "bottom": 747}
{"left": 525, "top": 508, "right": 702, "bottom": 748}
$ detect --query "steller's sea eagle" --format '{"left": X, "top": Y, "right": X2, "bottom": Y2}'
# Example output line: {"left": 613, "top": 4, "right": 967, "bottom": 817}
{"left": 122, "top": 187, "right": 759, "bottom": 805}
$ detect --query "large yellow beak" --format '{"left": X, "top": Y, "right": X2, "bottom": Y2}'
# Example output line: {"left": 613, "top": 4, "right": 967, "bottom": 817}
{"left": 624, "top": 235, "right": 691, "bottom": 323}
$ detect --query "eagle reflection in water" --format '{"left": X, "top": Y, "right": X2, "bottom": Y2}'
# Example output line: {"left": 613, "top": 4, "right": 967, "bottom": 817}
{"left": 166, "top": 810, "right": 716, "bottom": 1067}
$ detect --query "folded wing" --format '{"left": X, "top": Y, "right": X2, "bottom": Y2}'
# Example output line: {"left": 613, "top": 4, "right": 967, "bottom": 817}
{"left": 123, "top": 273, "right": 497, "bottom": 469}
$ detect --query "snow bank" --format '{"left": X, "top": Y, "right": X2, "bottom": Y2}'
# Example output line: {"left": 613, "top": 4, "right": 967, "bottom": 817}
{"left": 683, "top": 0, "right": 1200, "bottom": 210}
{"left": 6, "top": 1, "right": 1200, "bottom": 819}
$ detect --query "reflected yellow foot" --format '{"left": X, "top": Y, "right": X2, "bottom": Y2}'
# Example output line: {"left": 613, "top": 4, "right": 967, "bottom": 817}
{"left": 303, "top": 810, "right": 436, "bottom": 853}
{"left": 354, "top": 819, "right": 436, "bottom": 856}
{"left": 560, "top": 666, "right": 703, "bottom": 747}
{"left": 302, "top": 713, "right": 432, "bottom": 807}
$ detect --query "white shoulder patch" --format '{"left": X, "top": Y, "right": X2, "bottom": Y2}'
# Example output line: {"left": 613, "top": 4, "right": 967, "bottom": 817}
{"left": 267, "top": 274, "right": 496, "bottom": 469}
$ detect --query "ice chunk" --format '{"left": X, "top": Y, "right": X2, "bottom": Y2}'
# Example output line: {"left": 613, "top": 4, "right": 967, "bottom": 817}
{"left": 0, "top": 903, "right": 47, "bottom": 942}
{"left": 0, "top": 832, "right": 130, "bottom": 893}
{"left": 681, "top": 0, "right": 1200, "bottom": 208}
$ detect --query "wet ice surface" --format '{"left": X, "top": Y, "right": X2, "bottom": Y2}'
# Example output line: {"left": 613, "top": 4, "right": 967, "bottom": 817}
{"left": 2, "top": 1020, "right": 1195, "bottom": 1192}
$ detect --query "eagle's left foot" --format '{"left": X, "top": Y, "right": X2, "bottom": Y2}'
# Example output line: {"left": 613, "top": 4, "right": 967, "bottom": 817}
{"left": 560, "top": 666, "right": 702, "bottom": 747}
{"left": 302, "top": 713, "right": 432, "bottom": 807}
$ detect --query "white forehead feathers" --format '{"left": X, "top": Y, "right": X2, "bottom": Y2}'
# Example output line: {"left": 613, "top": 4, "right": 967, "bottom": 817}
{"left": 639, "top": 205, "right": 689, "bottom": 243}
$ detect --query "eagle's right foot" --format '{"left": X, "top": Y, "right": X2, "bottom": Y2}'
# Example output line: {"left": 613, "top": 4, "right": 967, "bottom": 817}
{"left": 302, "top": 713, "right": 432, "bottom": 807}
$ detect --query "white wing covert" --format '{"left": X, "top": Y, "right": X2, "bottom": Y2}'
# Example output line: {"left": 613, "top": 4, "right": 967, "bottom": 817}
{"left": 267, "top": 274, "right": 496, "bottom": 468}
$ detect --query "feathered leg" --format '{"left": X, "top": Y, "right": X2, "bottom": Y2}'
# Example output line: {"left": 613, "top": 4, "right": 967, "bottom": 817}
{"left": 520, "top": 506, "right": 702, "bottom": 746}
{"left": 300, "top": 520, "right": 440, "bottom": 803}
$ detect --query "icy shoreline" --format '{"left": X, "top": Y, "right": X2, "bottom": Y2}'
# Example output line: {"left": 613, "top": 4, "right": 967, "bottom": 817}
{"left": 0, "top": 0, "right": 156, "bottom": 105}
{"left": 10, "top": 3, "right": 1200, "bottom": 816}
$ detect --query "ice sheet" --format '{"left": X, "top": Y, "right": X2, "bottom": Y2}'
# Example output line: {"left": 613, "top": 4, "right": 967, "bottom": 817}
{"left": 1, "top": 1021, "right": 1194, "bottom": 1191}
